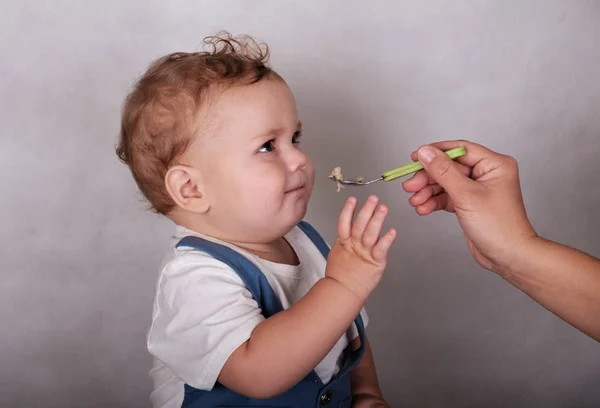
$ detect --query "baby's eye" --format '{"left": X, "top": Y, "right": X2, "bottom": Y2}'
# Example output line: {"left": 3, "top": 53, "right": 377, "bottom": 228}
{"left": 258, "top": 139, "right": 275, "bottom": 153}
{"left": 292, "top": 131, "right": 303, "bottom": 144}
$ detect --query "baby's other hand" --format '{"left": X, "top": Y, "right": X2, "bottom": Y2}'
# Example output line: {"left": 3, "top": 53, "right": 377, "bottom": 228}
{"left": 325, "top": 196, "right": 397, "bottom": 300}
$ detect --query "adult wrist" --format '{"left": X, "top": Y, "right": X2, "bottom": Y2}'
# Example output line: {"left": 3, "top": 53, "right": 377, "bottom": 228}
{"left": 492, "top": 234, "right": 545, "bottom": 280}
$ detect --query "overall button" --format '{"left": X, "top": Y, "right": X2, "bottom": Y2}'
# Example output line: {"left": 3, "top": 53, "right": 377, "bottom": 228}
{"left": 320, "top": 390, "right": 332, "bottom": 405}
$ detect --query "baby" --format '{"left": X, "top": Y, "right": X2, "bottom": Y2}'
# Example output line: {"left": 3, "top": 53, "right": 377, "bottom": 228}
{"left": 117, "top": 33, "right": 397, "bottom": 408}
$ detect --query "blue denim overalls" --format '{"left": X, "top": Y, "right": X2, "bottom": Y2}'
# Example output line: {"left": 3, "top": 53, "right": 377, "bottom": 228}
{"left": 175, "top": 221, "right": 366, "bottom": 408}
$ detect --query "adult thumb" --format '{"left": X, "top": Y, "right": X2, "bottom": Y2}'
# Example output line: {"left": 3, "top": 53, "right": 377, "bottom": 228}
{"left": 417, "top": 146, "right": 474, "bottom": 196}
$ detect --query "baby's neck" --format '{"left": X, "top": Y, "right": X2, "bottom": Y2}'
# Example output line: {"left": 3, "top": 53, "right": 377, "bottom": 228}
{"left": 172, "top": 215, "right": 299, "bottom": 265}
{"left": 232, "top": 238, "right": 299, "bottom": 266}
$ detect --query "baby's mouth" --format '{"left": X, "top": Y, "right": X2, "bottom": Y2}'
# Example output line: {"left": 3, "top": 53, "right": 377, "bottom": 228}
{"left": 286, "top": 184, "right": 305, "bottom": 194}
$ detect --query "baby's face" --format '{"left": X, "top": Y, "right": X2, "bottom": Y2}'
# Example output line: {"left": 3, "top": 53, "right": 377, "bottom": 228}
{"left": 191, "top": 78, "right": 315, "bottom": 242}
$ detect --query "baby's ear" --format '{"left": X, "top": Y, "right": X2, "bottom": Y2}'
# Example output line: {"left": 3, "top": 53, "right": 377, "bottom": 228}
{"left": 165, "top": 165, "right": 210, "bottom": 214}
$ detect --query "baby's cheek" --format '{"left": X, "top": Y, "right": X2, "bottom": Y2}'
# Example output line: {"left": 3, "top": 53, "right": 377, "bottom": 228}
{"left": 244, "top": 183, "right": 280, "bottom": 208}
{"left": 305, "top": 165, "right": 316, "bottom": 191}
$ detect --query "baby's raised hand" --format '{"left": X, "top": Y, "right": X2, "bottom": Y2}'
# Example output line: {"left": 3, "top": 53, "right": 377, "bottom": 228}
{"left": 325, "top": 196, "right": 397, "bottom": 300}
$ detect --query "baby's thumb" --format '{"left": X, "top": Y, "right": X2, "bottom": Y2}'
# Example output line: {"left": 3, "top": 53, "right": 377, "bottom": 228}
{"left": 417, "top": 146, "right": 474, "bottom": 197}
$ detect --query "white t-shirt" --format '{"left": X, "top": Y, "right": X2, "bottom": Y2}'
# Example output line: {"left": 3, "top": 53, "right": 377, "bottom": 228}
{"left": 147, "top": 224, "right": 369, "bottom": 408}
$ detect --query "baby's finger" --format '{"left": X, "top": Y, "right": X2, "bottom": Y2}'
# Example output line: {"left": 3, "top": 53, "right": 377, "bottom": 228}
{"left": 372, "top": 228, "right": 397, "bottom": 263}
{"left": 415, "top": 193, "right": 454, "bottom": 216}
{"left": 337, "top": 197, "right": 357, "bottom": 240}
{"left": 409, "top": 185, "right": 444, "bottom": 207}
{"left": 351, "top": 196, "right": 379, "bottom": 242}
{"left": 362, "top": 204, "right": 388, "bottom": 248}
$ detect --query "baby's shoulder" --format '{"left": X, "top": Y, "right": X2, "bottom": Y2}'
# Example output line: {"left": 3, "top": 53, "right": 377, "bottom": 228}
{"left": 157, "top": 245, "right": 245, "bottom": 292}
{"left": 162, "top": 244, "right": 236, "bottom": 275}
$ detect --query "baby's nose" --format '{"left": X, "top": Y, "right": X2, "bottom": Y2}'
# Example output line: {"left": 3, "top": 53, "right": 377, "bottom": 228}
{"left": 285, "top": 147, "right": 308, "bottom": 171}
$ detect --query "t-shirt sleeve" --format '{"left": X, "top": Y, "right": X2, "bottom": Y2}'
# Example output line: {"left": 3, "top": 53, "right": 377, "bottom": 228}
{"left": 147, "top": 250, "right": 265, "bottom": 391}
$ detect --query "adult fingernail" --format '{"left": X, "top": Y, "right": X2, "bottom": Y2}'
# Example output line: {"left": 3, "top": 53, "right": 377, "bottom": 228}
{"left": 418, "top": 147, "right": 436, "bottom": 164}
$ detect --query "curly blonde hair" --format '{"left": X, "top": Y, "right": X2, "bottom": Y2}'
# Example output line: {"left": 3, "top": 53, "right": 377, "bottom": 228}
{"left": 116, "top": 32, "right": 275, "bottom": 214}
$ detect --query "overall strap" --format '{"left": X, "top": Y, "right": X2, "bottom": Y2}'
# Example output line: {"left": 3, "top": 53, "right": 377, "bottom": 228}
{"left": 176, "top": 236, "right": 285, "bottom": 318}
{"left": 297, "top": 220, "right": 330, "bottom": 259}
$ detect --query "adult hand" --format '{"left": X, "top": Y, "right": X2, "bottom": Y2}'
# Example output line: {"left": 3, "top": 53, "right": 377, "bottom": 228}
{"left": 402, "top": 140, "right": 538, "bottom": 273}
{"left": 403, "top": 140, "right": 600, "bottom": 342}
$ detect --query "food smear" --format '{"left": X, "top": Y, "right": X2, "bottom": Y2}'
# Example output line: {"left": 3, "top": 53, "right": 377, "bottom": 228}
{"left": 329, "top": 166, "right": 345, "bottom": 192}
{"left": 329, "top": 167, "right": 366, "bottom": 192}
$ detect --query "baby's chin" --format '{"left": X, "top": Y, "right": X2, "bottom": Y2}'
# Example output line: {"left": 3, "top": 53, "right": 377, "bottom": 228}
{"left": 288, "top": 190, "right": 311, "bottom": 215}
{"left": 273, "top": 199, "right": 310, "bottom": 234}
{"left": 233, "top": 191, "right": 311, "bottom": 238}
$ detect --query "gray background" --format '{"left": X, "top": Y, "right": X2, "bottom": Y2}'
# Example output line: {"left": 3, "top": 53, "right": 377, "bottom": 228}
{"left": 1, "top": 0, "right": 599, "bottom": 407}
